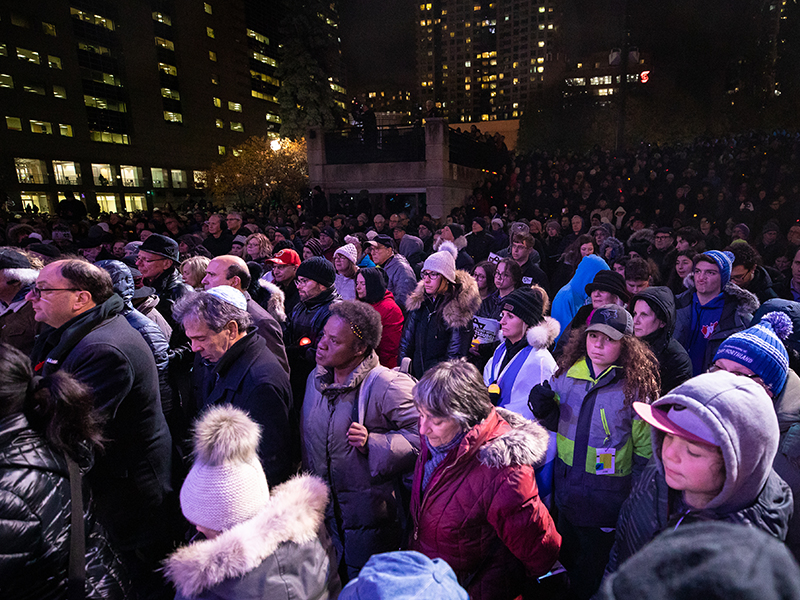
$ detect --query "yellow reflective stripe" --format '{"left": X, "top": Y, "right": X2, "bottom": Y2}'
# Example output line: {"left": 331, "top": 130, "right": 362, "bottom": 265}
{"left": 554, "top": 392, "right": 561, "bottom": 405}
{"left": 600, "top": 408, "right": 611, "bottom": 439}
{"left": 584, "top": 438, "right": 633, "bottom": 476}
{"left": 632, "top": 419, "right": 653, "bottom": 459}
{"left": 557, "top": 433, "right": 573, "bottom": 466}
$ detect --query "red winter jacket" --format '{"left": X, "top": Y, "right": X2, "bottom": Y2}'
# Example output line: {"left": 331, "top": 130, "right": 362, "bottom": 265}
{"left": 371, "top": 290, "right": 404, "bottom": 369}
{"left": 409, "top": 408, "right": 561, "bottom": 600}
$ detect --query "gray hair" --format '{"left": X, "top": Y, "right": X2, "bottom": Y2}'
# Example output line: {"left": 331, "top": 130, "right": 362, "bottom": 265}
{"left": 2, "top": 268, "right": 39, "bottom": 287}
{"left": 173, "top": 291, "right": 252, "bottom": 333}
{"left": 329, "top": 300, "right": 382, "bottom": 351}
{"left": 413, "top": 358, "right": 492, "bottom": 430}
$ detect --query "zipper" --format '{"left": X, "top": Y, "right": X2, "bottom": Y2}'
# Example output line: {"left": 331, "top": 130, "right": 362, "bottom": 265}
{"left": 413, "top": 458, "right": 459, "bottom": 541}
{"left": 600, "top": 407, "right": 611, "bottom": 445}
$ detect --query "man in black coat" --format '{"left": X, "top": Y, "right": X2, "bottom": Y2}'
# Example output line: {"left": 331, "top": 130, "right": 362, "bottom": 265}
{"left": 175, "top": 287, "right": 295, "bottom": 485}
{"left": 28, "top": 259, "right": 175, "bottom": 597}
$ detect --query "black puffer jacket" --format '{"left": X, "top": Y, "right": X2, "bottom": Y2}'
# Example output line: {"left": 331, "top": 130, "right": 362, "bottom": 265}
{"left": 631, "top": 286, "right": 693, "bottom": 394}
{"left": 148, "top": 267, "right": 193, "bottom": 334}
{"left": 0, "top": 413, "right": 130, "bottom": 599}
{"left": 399, "top": 270, "right": 481, "bottom": 377}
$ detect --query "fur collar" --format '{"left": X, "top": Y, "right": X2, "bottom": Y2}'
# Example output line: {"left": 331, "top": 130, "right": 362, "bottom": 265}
{"left": 164, "top": 475, "right": 328, "bottom": 598}
{"left": 257, "top": 279, "right": 287, "bottom": 322}
{"left": 404, "top": 270, "right": 481, "bottom": 328}
{"left": 478, "top": 408, "right": 551, "bottom": 469}
{"left": 497, "top": 316, "right": 560, "bottom": 350}
{"left": 681, "top": 278, "right": 760, "bottom": 317}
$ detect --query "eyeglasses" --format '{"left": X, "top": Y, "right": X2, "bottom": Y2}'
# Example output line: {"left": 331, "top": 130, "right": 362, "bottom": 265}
{"left": 708, "top": 363, "right": 765, "bottom": 386}
{"left": 136, "top": 256, "right": 166, "bottom": 264}
{"left": 495, "top": 271, "right": 511, "bottom": 280}
{"left": 30, "top": 286, "right": 80, "bottom": 299}
{"left": 420, "top": 271, "right": 441, "bottom": 280}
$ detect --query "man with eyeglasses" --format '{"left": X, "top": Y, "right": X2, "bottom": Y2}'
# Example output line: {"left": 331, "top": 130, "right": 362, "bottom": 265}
{"left": 366, "top": 234, "right": 416, "bottom": 310}
{"left": 27, "top": 258, "right": 175, "bottom": 597}
{"left": 673, "top": 250, "right": 760, "bottom": 375}
{"left": 136, "top": 233, "right": 193, "bottom": 334}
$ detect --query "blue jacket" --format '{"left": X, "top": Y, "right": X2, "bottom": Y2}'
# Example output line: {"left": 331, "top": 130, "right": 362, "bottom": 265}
{"left": 551, "top": 255, "right": 609, "bottom": 344}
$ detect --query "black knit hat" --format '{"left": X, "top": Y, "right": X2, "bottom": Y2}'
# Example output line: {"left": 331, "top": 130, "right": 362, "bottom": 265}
{"left": 585, "top": 270, "right": 630, "bottom": 302}
{"left": 501, "top": 287, "right": 545, "bottom": 327}
{"left": 0, "top": 248, "right": 31, "bottom": 269}
{"left": 446, "top": 223, "right": 465, "bottom": 239}
{"left": 303, "top": 238, "right": 324, "bottom": 257}
{"left": 296, "top": 256, "right": 335, "bottom": 288}
{"left": 359, "top": 266, "right": 387, "bottom": 304}
{"left": 139, "top": 233, "right": 180, "bottom": 263}
{"left": 472, "top": 216, "right": 487, "bottom": 231}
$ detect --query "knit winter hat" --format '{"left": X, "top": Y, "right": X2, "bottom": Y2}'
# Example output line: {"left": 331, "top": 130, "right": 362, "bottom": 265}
{"left": 585, "top": 270, "right": 630, "bottom": 303}
{"left": 180, "top": 405, "right": 270, "bottom": 532}
{"left": 303, "top": 238, "right": 324, "bottom": 257}
{"left": 296, "top": 256, "right": 336, "bottom": 287}
{"left": 422, "top": 241, "right": 458, "bottom": 283}
{"left": 334, "top": 243, "right": 358, "bottom": 265}
{"left": 501, "top": 286, "right": 545, "bottom": 327}
{"left": 713, "top": 311, "right": 792, "bottom": 395}
{"left": 699, "top": 250, "right": 734, "bottom": 287}
{"left": 446, "top": 223, "right": 464, "bottom": 239}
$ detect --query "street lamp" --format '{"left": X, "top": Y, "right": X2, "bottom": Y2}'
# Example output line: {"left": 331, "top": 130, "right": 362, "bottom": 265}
{"left": 270, "top": 139, "right": 282, "bottom": 151}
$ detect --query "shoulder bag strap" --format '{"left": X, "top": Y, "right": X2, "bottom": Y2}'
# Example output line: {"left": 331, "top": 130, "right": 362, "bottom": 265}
{"left": 66, "top": 456, "right": 86, "bottom": 600}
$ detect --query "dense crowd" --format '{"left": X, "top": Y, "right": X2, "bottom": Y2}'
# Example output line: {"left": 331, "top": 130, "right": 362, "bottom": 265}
{"left": 4, "top": 131, "right": 800, "bottom": 599}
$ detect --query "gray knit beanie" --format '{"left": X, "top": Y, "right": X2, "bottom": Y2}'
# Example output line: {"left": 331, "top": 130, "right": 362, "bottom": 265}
{"left": 423, "top": 241, "right": 458, "bottom": 283}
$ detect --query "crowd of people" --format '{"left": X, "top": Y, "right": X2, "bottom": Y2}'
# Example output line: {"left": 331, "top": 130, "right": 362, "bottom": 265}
{"left": 4, "top": 131, "right": 800, "bottom": 599}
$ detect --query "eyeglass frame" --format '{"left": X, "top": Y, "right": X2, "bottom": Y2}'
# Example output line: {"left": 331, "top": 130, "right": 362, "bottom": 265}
{"left": 29, "top": 286, "right": 81, "bottom": 299}
{"left": 420, "top": 271, "right": 442, "bottom": 280}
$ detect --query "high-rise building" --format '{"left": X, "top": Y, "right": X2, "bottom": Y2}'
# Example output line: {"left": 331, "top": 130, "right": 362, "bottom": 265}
{"left": 0, "top": 0, "right": 345, "bottom": 213}
{"left": 416, "top": 0, "right": 565, "bottom": 124}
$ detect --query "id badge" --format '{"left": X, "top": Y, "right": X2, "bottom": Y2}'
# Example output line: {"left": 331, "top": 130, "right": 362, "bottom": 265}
{"left": 595, "top": 447, "right": 616, "bottom": 475}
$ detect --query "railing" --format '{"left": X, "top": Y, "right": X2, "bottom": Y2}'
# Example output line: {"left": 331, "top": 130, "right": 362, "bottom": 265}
{"left": 325, "top": 125, "right": 426, "bottom": 164}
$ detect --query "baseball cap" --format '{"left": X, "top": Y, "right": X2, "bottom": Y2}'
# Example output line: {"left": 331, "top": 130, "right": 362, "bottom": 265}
{"left": 585, "top": 304, "right": 633, "bottom": 341}
{"left": 265, "top": 248, "right": 301, "bottom": 266}
{"left": 633, "top": 402, "right": 719, "bottom": 446}
{"left": 367, "top": 234, "right": 395, "bottom": 250}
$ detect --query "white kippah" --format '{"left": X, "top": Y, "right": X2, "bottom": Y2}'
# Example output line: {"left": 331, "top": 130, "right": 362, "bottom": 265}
{"left": 206, "top": 285, "right": 247, "bottom": 311}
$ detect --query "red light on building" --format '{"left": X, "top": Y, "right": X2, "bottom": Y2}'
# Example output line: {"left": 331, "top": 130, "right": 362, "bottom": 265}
{"left": 640, "top": 71, "right": 650, "bottom": 83}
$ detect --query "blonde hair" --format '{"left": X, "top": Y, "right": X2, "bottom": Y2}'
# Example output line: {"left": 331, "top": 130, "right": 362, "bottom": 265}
{"left": 180, "top": 255, "right": 210, "bottom": 288}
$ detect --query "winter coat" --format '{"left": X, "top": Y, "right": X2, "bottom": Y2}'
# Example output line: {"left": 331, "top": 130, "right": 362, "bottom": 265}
{"left": 164, "top": 475, "right": 341, "bottom": 600}
{"left": 673, "top": 280, "right": 760, "bottom": 372}
{"left": 0, "top": 287, "right": 40, "bottom": 356}
{"left": 334, "top": 273, "right": 358, "bottom": 300}
{"left": 631, "top": 286, "right": 693, "bottom": 394}
{"left": 244, "top": 291, "right": 289, "bottom": 375}
{"left": 409, "top": 408, "right": 561, "bottom": 600}
{"left": 551, "top": 255, "right": 609, "bottom": 344}
{"left": 131, "top": 291, "right": 173, "bottom": 340}
{"left": 192, "top": 332, "right": 294, "bottom": 486}
{"left": 302, "top": 352, "right": 419, "bottom": 577}
{"left": 147, "top": 267, "right": 193, "bottom": 334}
{"left": 741, "top": 265, "right": 779, "bottom": 304}
{"left": 30, "top": 297, "right": 174, "bottom": 549}
{"left": 528, "top": 359, "right": 652, "bottom": 528}
{"left": 253, "top": 279, "right": 287, "bottom": 324}
{"left": 0, "top": 413, "right": 131, "bottom": 600}
{"left": 369, "top": 290, "right": 404, "bottom": 369}
{"left": 607, "top": 374, "right": 793, "bottom": 572}
{"left": 399, "top": 270, "right": 481, "bottom": 378}
{"left": 466, "top": 230, "right": 493, "bottom": 263}
{"left": 772, "top": 369, "right": 800, "bottom": 561}
{"left": 382, "top": 253, "right": 417, "bottom": 310}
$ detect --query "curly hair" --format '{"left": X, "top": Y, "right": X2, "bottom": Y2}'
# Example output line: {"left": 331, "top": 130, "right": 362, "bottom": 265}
{"left": 330, "top": 300, "right": 383, "bottom": 352}
{"left": 245, "top": 233, "right": 272, "bottom": 260}
{"left": 556, "top": 325, "right": 660, "bottom": 406}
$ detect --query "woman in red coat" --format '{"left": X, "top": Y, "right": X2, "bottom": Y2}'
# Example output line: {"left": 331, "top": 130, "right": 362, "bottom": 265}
{"left": 356, "top": 267, "right": 404, "bottom": 368}
{"left": 409, "top": 358, "right": 561, "bottom": 600}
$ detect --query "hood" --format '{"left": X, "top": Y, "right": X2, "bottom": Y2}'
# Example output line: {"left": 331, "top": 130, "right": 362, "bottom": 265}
{"left": 257, "top": 279, "right": 286, "bottom": 322}
{"left": 569, "top": 254, "right": 610, "bottom": 301}
{"left": 681, "top": 279, "right": 760, "bottom": 319}
{"left": 632, "top": 285, "right": 677, "bottom": 340}
{"left": 164, "top": 474, "right": 329, "bottom": 598}
{"left": 478, "top": 408, "right": 552, "bottom": 469}
{"left": 96, "top": 259, "right": 134, "bottom": 308}
{"left": 497, "top": 316, "right": 560, "bottom": 350}
{"left": 651, "top": 371, "right": 780, "bottom": 514}
{"left": 404, "top": 269, "right": 481, "bottom": 329}
{"left": 401, "top": 234, "right": 424, "bottom": 254}
{"left": 599, "top": 237, "right": 625, "bottom": 264}
{"left": 314, "top": 350, "right": 379, "bottom": 395}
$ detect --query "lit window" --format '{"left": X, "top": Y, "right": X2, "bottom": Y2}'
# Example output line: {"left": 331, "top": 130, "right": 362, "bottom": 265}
{"left": 218, "top": 145, "right": 226, "bottom": 155}
{"left": 78, "top": 42, "right": 111, "bottom": 56}
{"left": 204, "top": 3, "right": 213, "bottom": 14}
{"left": 120, "top": 166, "right": 143, "bottom": 186}
{"left": 42, "top": 22, "right": 57, "bottom": 36}
{"left": 92, "top": 164, "right": 115, "bottom": 186}
{"left": 211, "top": 73, "right": 219, "bottom": 84}
{"left": 48, "top": 55, "right": 62, "bottom": 69}
{"left": 24, "top": 84, "right": 46, "bottom": 95}
{"left": 209, "top": 51, "right": 217, "bottom": 61}
{"left": 90, "top": 131, "right": 130, "bottom": 144}
{"left": 152, "top": 12, "right": 171, "bottom": 25}
{"left": 155, "top": 37, "right": 175, "bottom": 50}
{"left": 96, "top": 194, "right": 118, "bottom": 213}
{"left": 230, "top": 121, "right": 244, "bottom": 132}
{"left": 228, "top": 101, "right": 242, "bottom": 112}
{"left": 171, "top": 170, "right": 187, "bottom": 188}
{"left": 163, "top": 111, "right": 183, "bottom": 123}
{"left": 207, "top": 27, "right": 215, "bottom": 38}
{"left": 158, "top": 63, "right": 178, "bottom": 76}
{"left": 250, "top": 70, "right": 280, "bottom": 86}
{"left": 232, "top": 149, "right": 242, "bottom": 157}
{"left": 81, "top": 69, "right": 123, "bottom": 86}
{"left": 161, "top": 88, "right": 180, "bottom": 100}
{"left": 30, "top": 120, "right": 53, "bottom": 134}
{"left": 247, "top": 29, "right": 269, "bottom": 44}
{"left": 0, "top": 45, "right": 6, "bottom": 57}
{"left": 194, "top": 171, "right": 207, "bottom": 188}
{"left": 16, "top": 48, "right": 40, "bottom": 64}
{"left": 465, "top": 61, "right": 471, "bottom": 67}
{"left": 215, "top": 118, "right": 223, "bottom": 128}
{"left": 265, "top": 113, "right": 281, "bottom": 123}
{"left": 59, "top": 124, "right": 73, "bottom": 137}
{"left": 84, "top": 95, "right": 127, "bottom": 112}
{"left": 252, "top": 52, "right": 278, "bottom": 67}
{"left": 251, "top": 90, "right": 278, "bottom": 102}
{"left": 16, "top": 159, "right": 49, "bottom": 184}
{"left": 6, "top": 117, "right": 22, "bottom": 131}
{"left": 213, "top": 97, "right": 221, "bottom": 107}
{"left": 70, "top": 8, "right": 114, "bottom": 30}
{"left": 53, "top": 161, "right": 81, "bottom": 184}
{"left": 151, "top": 168, "right": 169, "bottom": 188}
{"left": 538, "top": 41, "right": 545, "bottom": 47}
{"left": 125, "top": 194, "right": 146, "bottom": 210}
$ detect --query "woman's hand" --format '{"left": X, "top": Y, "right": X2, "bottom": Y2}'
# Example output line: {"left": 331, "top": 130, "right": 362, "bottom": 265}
{"left": 347, "top": 422, "right": 369, "bottom": 454}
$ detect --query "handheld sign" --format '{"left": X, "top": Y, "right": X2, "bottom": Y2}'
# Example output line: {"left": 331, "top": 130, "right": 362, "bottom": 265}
{"left": 472, "top": 316, "right": 501, "bottom": 344}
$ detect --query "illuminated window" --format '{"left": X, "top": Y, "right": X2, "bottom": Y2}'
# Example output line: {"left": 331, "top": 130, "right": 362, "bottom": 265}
{"left": 161, "top": 88, "right": 180, "bottom": 100}
{"left": 92, "top": 163, "right": 116, "bottom": 186}
{"left": 213, "top": 97, "right": 221, "bottom": 107}
{"left": 171, "top": 170, "right": 187, "bottom": 188}
{"left": 82, "top": 69, "right": 123, "bottom": 86}
{"left": 6, "top": 116, "right": 22, "bottom": 131}
{"left": 252, "top": 52, "right": 277, "bottom": 67}
{"left": 48, "top": 55, "right": 62, "bottom": 69}
{"left": 152, "top": 12, "right": 171, "bottom": 25}
{"left": 251, "top": 70, "right": 280, "bottom": 86}
{"left": 251, "top": 90, "right": 278, "bottom": 102}
{"left": 20, "top": 192, "right": 49, "bottom": 212}
{"left": 151, "top": 168, "right": 169, "bottom": 188}
{"left": 218, "top": 145, "right": 226, "bottom": 155}
{"left": 211, "top": 73, "right": 219, "bottom": 84}
{"left": 163, "top": 111, "right": 183, "bottom": 123}
{"left": 204, "top": 3, "right": 213, "bottom": 14}
{"left": 228, "top": 101, "right": 242, "bottom": 112}
{"left": 84, "top": 95, "right": 127, "bottom": 112}
{"left": 215, "top": 118, "right": 223, "bottom": 128}
{"left": 42, "top": 22, "right": 57, "bottom": 36}
{"left": 209, "top": 51, "right": 217, "bottom": 61}
{"left": 78, "top": 42, "right": 111, "bottom": 56}
{"left": 70, "top": 7, "right": 114, "bottom": 30}
{"left": 538, "top": 41, "right": 545, "bottom": 47}
{"left": 207, "top": 27, "right": 215, "bottom": 38}
{"left": 265, "top": 113, "right": 281, "bottom": 123}
{"left": 0, "top": 45, "right": 6, "bottom": 57}
{"left": 465, "top": 61, "right": 471, "bottom": 67}
{"left": 120, "top": 166, "right": 143, "bottom": 186}
{"left": 247, "top": 29, "right": 269, "bottom": 44}
{"left": 230, "top": 121, "right": 244, "bottom": 132}
{"left": 159, "top": 63, "right": 178, "bottom": 76}
{"left": 155, "top": 37, "right": 175, "bottom": 50}
{"left": 16, "top": 48, "right": 40, "bottom": 64}
{"left": 24, "top": 84, "right": 46, "bottom": 95}
{"left": 125, "top": 195, "right": 146, "bottom": 210}
{"left": 29, "top": 120, "right": 53, "bottom": 134}
{"left": 53, "top": 161, "right": 81, "bottom": 185}
{"left": 52, "top": 85, "right": 66, "bottom": 99}
{"left": 96, "top": 194, "right": 118, "bottom": 213}
{"left": 59, "top": 124, "right": 72, "bottom": 137}
{"left": 89, "top": 131, "right": 130, "bottom": 144}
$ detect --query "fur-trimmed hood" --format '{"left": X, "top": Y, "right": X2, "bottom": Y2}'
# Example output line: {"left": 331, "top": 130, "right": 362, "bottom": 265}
{"left": 681, "top": 278, "right": 760, "bottom": 319}
{"left": 164, "top": 474, "right": 328, "bottom": 598}
{"left": 257, "top": 279, "right": 287, "bottom": 322}
{"left": 404, "top": 269, "right": 481, "bottom": 328}
{"left": 497, "top": 316, "right": 560, "bottom": 350}
{"left": 478, "top": 408, "right": 551, "bottom": 470}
